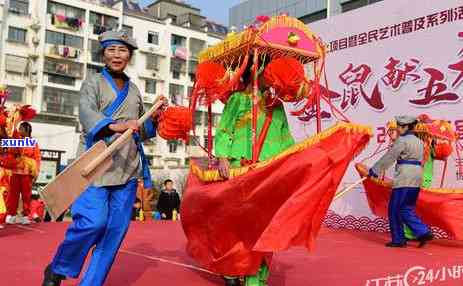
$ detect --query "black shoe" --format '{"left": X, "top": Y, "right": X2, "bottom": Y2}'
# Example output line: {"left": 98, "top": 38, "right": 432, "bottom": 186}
{"left": 42, "top": 264, "right": 65, "bottom": 286}
{"left": 417, "top": 232, "right": 434, "bottom": 248}
{"left": 223, "top": 277, "right": 241, "bottom": 286}
{"left": 385, "top": 241, "right": 407, "bottom": 248}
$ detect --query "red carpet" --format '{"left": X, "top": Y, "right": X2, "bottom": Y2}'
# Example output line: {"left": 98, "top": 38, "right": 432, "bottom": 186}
{"left": 1, "top": 221, "right": 462, "bottom": 286}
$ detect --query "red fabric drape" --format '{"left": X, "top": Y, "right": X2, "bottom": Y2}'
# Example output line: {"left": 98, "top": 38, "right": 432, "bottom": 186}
{"left": 355, "top": 163, "right": 463, "bottom": 240}
{"left": 181, "top": 128, "right": 370, "bottom": 276}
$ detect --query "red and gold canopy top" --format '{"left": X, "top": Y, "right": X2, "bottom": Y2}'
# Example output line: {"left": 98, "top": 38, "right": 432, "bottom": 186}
{"left": 198, "top": 15, "right": 325, "bottom": 64}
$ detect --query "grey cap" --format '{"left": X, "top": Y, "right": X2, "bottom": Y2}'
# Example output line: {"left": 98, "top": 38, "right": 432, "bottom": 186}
{"left": 395, "top": 115, "right": 417, "bottom": 126}
{"left": 98, "top": 30, "right": 138, "bottom": 50}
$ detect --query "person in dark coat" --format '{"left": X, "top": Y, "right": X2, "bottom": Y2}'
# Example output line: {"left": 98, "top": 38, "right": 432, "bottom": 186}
{"left": 156, "top": 179, "right": 180, "bottom": 220}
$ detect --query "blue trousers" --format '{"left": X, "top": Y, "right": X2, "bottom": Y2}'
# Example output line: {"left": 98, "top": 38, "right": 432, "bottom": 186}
{"left": 50, "top": 179, "right": 137, "bottom": 286}
{"left": 388, "top": 187, "right": 430, "bottom": 244}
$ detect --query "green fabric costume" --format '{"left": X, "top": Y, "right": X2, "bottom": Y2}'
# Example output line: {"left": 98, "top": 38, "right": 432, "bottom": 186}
{"left": 404, "top": 154, "right": 434, "bottom": 240}
{"left": 214, "top": 91, "right": 295, "bottom": 286}
{"left": 215, "top": 91, "right": 295, "bottom": 166}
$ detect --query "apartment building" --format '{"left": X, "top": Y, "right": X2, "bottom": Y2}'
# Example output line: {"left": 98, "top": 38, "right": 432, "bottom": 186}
{"left": 0, "top": 0, "right": 227, "bottom": 188}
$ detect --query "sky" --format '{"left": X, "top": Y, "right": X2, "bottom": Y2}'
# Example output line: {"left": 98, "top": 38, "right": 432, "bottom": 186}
{"left": 139, "top": 0, "right": 243, "bottom": 26}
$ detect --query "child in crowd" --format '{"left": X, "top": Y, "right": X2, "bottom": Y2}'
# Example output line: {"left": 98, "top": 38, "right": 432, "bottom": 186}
{"left": 132, "top": 198, "right": 142, "bottom": 221}
{"left": 156, "top": 179, "right": 180, "bottom": 220}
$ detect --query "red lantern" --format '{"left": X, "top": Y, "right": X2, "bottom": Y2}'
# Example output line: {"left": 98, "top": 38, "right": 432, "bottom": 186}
{"left": 157, "top": 106, "right": 193, "bottom": 142}
{"left": 433, "top": 141, "right": 453, "bottom": 160}
{"left": 263, "top": 57, "right": 306, "bottom": 102}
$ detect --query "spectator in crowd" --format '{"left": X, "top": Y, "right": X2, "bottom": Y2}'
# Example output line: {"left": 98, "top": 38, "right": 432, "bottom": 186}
{"left": 132, "top": 198, "right": 142, "bottom": 221}
{"left": 156, "top": 179, "right": 180, "bottom": 220}
{"left": 5, "top": 121, "right": 41, "bottom": 225}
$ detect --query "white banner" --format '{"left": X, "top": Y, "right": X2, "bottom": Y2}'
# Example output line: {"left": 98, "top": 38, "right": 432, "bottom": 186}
{"left": 286, "top": 0, "right": 463, "bottom": 219}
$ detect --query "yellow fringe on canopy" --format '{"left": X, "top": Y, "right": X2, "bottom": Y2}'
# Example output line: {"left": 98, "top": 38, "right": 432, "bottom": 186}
{"left": 191, "top": 122, "right": 372, "bottom": 182}
{"left": 199, "top": 29, "right": 255, "bottom": 63}
{"left": 198, "top": 15, "right": 323, "bottom": 63}
{"left": 423, "top": 188, "right": 463, "bottom": 194}
{"left": 259, "top": 15, "right": 318, "bottom": 43}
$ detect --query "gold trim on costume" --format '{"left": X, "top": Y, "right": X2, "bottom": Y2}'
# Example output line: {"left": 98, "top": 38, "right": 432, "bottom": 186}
{"left": 192, "top": 122, "right": 372, "bottom": 182}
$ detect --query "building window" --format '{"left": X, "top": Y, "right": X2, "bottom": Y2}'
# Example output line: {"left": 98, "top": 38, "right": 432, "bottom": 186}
{"left": 44, "top": 57, "right": 83, "bottom": 78}
{"left": 87, "top": 64, "right": 102, "bottom": 77}
{"left": 204, "top": 136, "right": 213, "bottom": 148}
{"left": 188, "top": 60, "right": 198, "bottom": 81}
{"left": 87, "top": 64, "right": 103, "bottom": 78}
{"left": 167, "top": 13, "right": 177, "bottom": 22}
{"left": 299, "top": 9, "right": 327, "bottom": 24}
{"left": 146, "top": 54, "right": 159, "bottom": 71}
{"left": 194, "top": 111, "right": 203, "bottom": 126}
{"left": 171, "top": 58, "right": 186, "bottom": 78}
{"left": 5, "top": 55, "right": 28, "bottom": 74}
{"left": 189, "top": 38, "right": 205, "bottom": 59}
{"left": 171, "top": 34, "right": 186, "bottom": 47}
{"left": 46, "top": 31, "right": 83, "bottom": 49}
{"left": 8, "top": 27, "right": 26, "bottom": 43}
{"left": 122, "top": 25, "right": 133, "bottom": 38}
{"left": 169, "top": 84, "right": 184, "bottom": 105}
{"left": 145, "top": 80, "right": 156, "bottom": 94}
{"left": 47, "top": 1, "right": 84, "bottom": 31}
{"left": 42, "top": 87, "right": 78, "bottom": 116}
{"left": 189, "top": 135, "right": 199, "bottom": 146}
{"left": 89, "top": 39, "right": 103, "bottom": 63}
{"left": 341, "top": 0, "right": 383, "bottom": 13}
{"left": 47, "top": 74, "right": 75, "bottom": 86}
{"left": 47, "top": 1, "right": 85, "bottom": 19}
{"left": 187, "top": 86, "right": 193, "bottom": 100}
{"left": 168, "top": 140, "right": 178, "bottom": 153}
{"left": 90, "top": 12, "right": 119, "bottom": 35}
{"left": 148, "top": 31, "right": 159, "bottom": 45}
{"left": 9, "top": 0, "right": 29, "bottom": 15}
{"left": 8, "top": 86, "right": 24, "bottom": 102}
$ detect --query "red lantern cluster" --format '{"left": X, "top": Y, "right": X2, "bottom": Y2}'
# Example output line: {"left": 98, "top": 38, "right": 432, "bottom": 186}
{"left": 157, "top": 106, "right": 193, "bottom": 142}
{"left": 263, "top": 57, "right": 306, "bottom": 102}
{"left": 433, "top": 141, "right": 453, "bottom": 160}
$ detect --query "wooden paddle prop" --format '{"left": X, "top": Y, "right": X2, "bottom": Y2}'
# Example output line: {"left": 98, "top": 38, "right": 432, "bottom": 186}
{"left": 41, "top": 97, "right": 164, "bottom": 220}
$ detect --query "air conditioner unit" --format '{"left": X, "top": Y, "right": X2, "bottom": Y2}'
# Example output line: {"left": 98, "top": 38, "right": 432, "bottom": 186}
{"left": 143, "top": 95, "right": 151, "bottom": 102}
{"left": 9, "top": 7, "right": 19, "bottom": 14}
{"left": 32, "top": 36, "right": 40, "bottom": 45}
{"left": 30, "top": 19, "right": 41, "bottom": 31}
{"left": 148, "top": 46, "right": 155, "bottom": 52}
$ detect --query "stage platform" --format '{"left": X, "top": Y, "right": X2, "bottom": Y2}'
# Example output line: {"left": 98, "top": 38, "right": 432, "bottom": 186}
{"left": 1, "top": 221, "right": 462, "bottom": 286}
